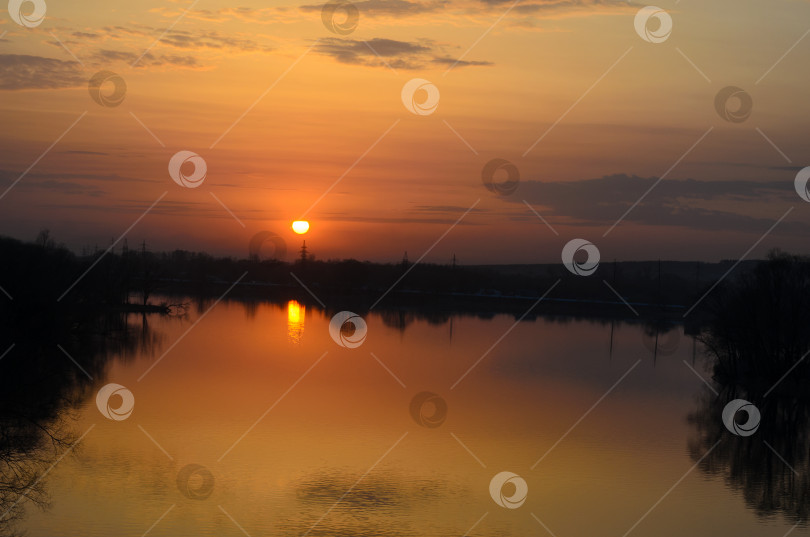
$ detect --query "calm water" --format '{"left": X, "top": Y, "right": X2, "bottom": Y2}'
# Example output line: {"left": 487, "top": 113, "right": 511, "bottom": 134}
{"left": 12, "top": 299, "right": 808, "bottom": 537}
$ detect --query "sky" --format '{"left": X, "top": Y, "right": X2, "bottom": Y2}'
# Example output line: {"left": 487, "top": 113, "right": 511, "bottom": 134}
{"left": 1, "top": 0, "right": 809, "bottom": 264}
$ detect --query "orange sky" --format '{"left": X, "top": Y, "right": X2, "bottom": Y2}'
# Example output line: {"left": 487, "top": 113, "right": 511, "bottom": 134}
{"left": 1, "top": 0, "right": 810, "bottom": 262}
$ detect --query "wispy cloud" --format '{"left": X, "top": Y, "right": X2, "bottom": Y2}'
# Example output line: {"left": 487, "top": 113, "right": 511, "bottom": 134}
{"left": 431, "top": 56, "right": 493, "bottom": 67}
{"left": 0, "top": 54, "right": 84, "bottom": 90}
{"left": 37, "top": 23, "right": 275, "bottom": 73}
{"left": 155, "top": 5, "right": 294, "bottom": 24}
{"left": 315, "top": 37, "right": 492, "bottom": 69}
{"left": 90, "top": 48, "right": 202, "bottom": 69}
{"left": 513, "top": 174, "right": 804, "bottom": 234}
{"left": 300, "top": 0, "right": 627, "bottom": 18}
{"left": 300, "top": 0, "right": 445, "bottom": 17}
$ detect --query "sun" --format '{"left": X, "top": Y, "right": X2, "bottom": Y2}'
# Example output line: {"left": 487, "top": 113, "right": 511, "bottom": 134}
{"left": 292, "top": 220, "right": 310, "bottom": 234}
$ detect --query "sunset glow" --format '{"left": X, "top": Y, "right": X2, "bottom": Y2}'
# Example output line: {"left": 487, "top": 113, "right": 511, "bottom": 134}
{"left": 3, "top": 2, "right": 810, "bottom": 536}
{"left": 0, "top": 0, "right": 807, "bottom": 262}
{"left": 0, "top": 0, "right": 810, "bottom": 262}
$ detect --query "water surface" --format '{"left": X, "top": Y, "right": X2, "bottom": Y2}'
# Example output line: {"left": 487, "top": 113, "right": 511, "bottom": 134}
{"left": 14, "top": 299, "right": 807, "bottom": 537}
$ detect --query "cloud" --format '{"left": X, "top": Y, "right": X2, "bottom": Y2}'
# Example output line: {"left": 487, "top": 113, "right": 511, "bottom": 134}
{"left": 149, "top": 54, "right": 200, "bottom": 67}
{"left": 300, "top": 0, "right": 629, "bottom": 25}
{"left": 300, "top": 0, "right": 445, "bottom": 17}
{"left": 414, "top": 204, "right": 487, "bottom": 213}
{"left": 480, "top": 0, "right": 614, "bottom": 8}
{"left": 42, "top": 24, "right": 273, "bottom": 72}
{"left": 153, "top": 29, "right": 271, "bottom": 53}
{"left": 0, "top": 54, "right": 84, "bottom": 90}
{"left": 471, "top": 0, "right": 633, "bottom": 18}
{"left": 0, "top": 170, "right": 107, "bottom": 196}
{"left": 34, "top": 181, "right": 106, "bottom": 197}
{"left": 513, "top": 174, "right": 805, "bottom": 234}
{"left": 157, "top": 6, "right": 293, "bottom": 24}
{"left": 315, "top": 37, "right": 428, "bottom": 68}
{"left": 99, "top": 25, "right": 151, "bottom": 38}
{"left": 90, "top": 18, "right": 273, "bottom": 53}
{"left": 0, "top": 169, "right": 163, "bottom": 189}
{"left": 314, "top": 37, "right": 491, "bottom": 69}
{"left": 89, "top": 49, "right": 141, "bottom": 62}
{"left": 85, "top": 26, "right": 270, "bottom": 53}
{"left": 70, "top": 31, "right": 102, "bottom": 40}
{"left": 431, "top": 56, "right": 493, "bottom": 67}
{"left": 319, "top": 213, "right": 484, "bottom": 225}
{"left": 89, "top": 49, "right": 201, "bottom": 69}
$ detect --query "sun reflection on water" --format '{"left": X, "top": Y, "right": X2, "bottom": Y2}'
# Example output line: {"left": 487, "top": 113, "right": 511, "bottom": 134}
{"left": 287, "top": 300, "right": 305, "bottom": 343}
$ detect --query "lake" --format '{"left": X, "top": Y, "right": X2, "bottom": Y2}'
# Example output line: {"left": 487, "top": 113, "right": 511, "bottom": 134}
{"left": 11, "top": 298, "right": 807, "bottom": 537}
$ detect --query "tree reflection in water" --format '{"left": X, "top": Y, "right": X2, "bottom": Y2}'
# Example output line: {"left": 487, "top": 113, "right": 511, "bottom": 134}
{"left": 0, "top": 313, "right": 156, "bottom": 536}
{"left": 689, "top": 389, "right": 810, "bottom": 523}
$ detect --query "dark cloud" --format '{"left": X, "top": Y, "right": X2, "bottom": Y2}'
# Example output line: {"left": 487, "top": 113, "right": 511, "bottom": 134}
{"left": 71, "top": 31, "right": 101, "bottom": 40}
{"left": 431, "top": 57, "right": 494, "bottom": 67}
{"left": 514, "top": 174, "right": 805, "bottom": 234}
{"left": 91, "top": 49, "right": 139, "bottom": 62}
{"left": 0, "top": 54, "right": 84, "bottom": 90}
{"left": 315, "top": 37, "right": 491, "bottom": 69}
{"left": 316, "top": 37, "right": 428, "bottom": 68}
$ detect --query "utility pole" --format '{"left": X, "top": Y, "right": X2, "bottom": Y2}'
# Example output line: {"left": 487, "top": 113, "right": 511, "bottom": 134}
{"left": 657, "top": 259, "right": 662, "bottom": 307}
{"left": 299, "top": 240, "right": 308, "bottom": 263}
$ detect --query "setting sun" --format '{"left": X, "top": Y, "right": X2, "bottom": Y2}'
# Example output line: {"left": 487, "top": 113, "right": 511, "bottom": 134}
{"left": 292, "top": 221, "right": 310, "bottom": 234}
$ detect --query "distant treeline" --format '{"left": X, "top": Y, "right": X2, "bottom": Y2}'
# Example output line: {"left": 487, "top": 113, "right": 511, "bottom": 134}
{"left": 0, "top": 231, "right": 766, "bottom": 317}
